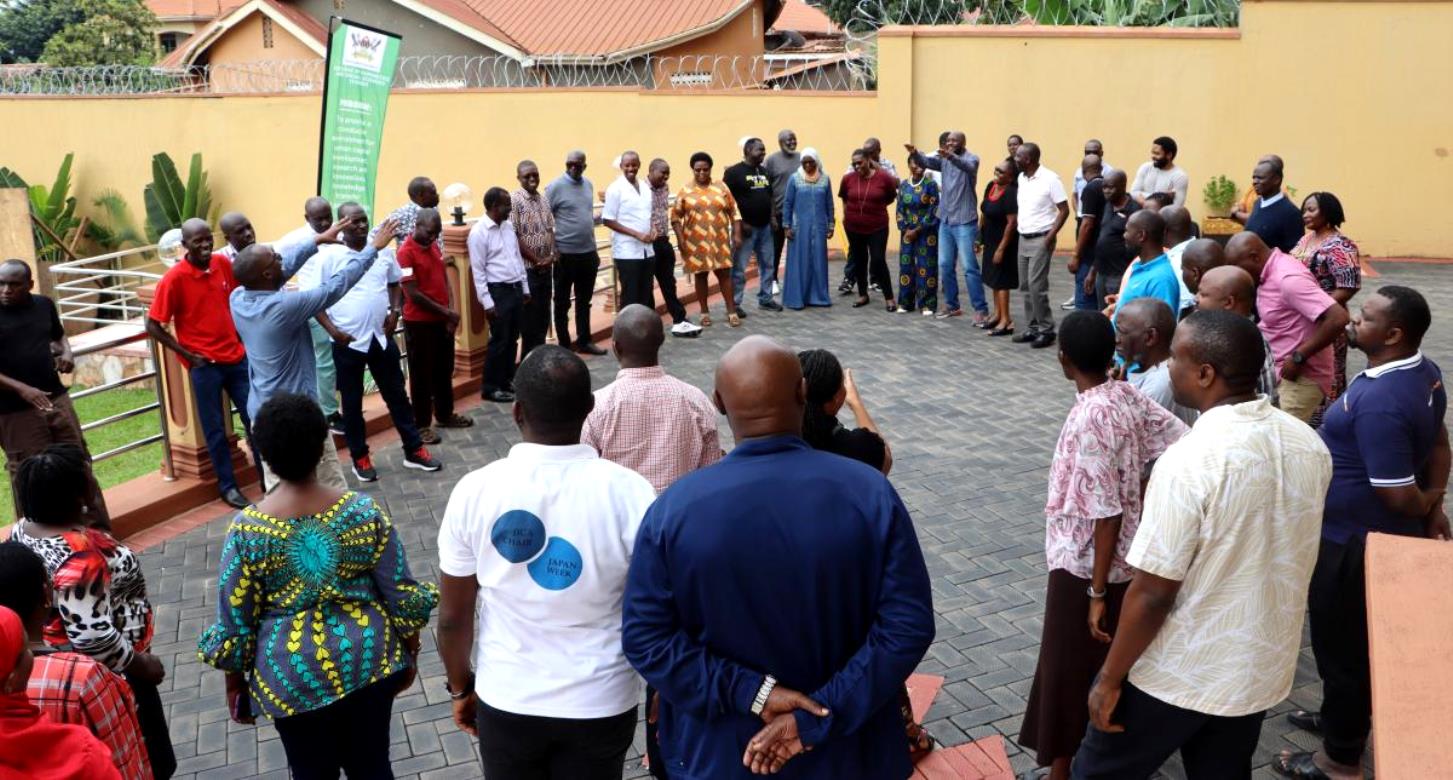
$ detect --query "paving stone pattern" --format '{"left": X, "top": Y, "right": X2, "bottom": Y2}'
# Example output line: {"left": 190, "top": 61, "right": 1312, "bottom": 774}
{"left": 144, "top": 262, "right": 1450, "bottom": 779}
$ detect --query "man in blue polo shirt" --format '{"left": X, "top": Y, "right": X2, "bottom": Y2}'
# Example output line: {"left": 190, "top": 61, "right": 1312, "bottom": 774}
{"left": 1275, "top": 286, "right": 1449, "bottom": 780}
{"left": 1112, "top": 210, "right": 1181, "bottom": 319}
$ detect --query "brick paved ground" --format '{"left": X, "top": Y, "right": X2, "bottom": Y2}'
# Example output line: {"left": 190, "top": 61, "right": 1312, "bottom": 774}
{"left": 141, "top": 261, "right": 1449, "bottom": 779}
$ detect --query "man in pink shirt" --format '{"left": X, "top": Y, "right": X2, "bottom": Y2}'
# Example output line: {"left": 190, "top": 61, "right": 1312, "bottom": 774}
{"left": 1226, "top": 232, "right": 1349, "bottom": 423}
{"left": 580, "top": 304, "right": 720, "bottom": 493}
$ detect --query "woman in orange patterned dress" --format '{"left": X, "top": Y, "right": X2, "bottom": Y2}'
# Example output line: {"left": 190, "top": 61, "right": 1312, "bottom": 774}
{"left": 671, "top": 152, "right": 742, "bottom": 327}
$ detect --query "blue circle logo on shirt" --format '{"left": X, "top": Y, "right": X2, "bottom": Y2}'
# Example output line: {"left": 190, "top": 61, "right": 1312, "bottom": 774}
{"left": 527, "top": 537, "right": 583, "bottom": 591}
{"left": 491, "top": 510, "right": 546, "bottom": 563}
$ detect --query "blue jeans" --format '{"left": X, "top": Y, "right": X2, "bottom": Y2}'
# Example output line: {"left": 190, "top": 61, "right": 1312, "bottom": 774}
{"left": 938, "top": 222, "right": 986, "bottom": 314}
{"left": 188, "top": 359, "right": 257, "bottom": 494}
{"left": 732, "top": 223, "right": 776, "bottom": 307}
{"left": 308, "top": 319, "right": 339, "bottom": 417}
{"left": 1074, "top": 258, "right": 1097, "bottom": 310}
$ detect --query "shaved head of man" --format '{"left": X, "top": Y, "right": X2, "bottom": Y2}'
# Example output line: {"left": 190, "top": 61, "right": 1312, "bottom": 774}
{"left": 1195, "top": 265, "right": 1257, "bottom": 318}
{"left": 611, "top": 304, "right": 664, "bottom": 368}
{"left": 713, "top": 335, "right": 806, "bottom": 440}
{"left": 304, "top": 197, "right": 333, "bottom": 234}
{"left": 218, "top": 211, "right": 255, "bottom": 252}
{"left": 180, "top": 218, "right": 214, "bottom": 266}
{"left": 1180, "top": 238, "right": 1226, "bottom": 294}
{"left": 1161, "top": 205, "right": 1194, "bottom": 247}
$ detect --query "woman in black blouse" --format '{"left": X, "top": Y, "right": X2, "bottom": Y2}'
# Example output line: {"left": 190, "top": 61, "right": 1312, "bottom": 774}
{"left": 798, "top": 349, "right": 891, "bottom": 475}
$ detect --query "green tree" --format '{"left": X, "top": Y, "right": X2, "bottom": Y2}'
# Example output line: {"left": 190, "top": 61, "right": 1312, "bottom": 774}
{"left": 39, "top": 0, "right": 155, "bottom": 66}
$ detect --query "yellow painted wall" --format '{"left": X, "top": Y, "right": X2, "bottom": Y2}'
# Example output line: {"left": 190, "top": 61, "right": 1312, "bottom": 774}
{"left": 2, "top": 0, "right": 1449, "bottom": 256}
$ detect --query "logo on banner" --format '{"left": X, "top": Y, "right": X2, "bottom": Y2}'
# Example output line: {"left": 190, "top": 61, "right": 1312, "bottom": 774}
{"left": 342, "top": 28, "right": 386, "bottom": 72}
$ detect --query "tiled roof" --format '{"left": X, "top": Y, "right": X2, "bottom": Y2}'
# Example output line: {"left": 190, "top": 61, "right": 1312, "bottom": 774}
{"left": 146, "top": 0, "right": 242, "bottom": 20}
{"left": 157, "top": 0, "right": 327, "bottom": 68}
{"left": 459, "top": 0, "right": 755, "bottom": 59}
{"left": 770, "top": 0, "right": 838, "bottom": 35}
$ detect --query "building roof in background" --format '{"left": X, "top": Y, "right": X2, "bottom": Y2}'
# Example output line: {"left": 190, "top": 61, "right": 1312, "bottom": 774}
{"left": 147, "top": 0, "right": 243, "bottom": 22}
{"left": 770, "top": 0, "right": 838, "bottom": 36}
{"left": 158, "top": 0, "right": 327, "bottom": 67}
{"left": 459, "top": 0, "right": 758, "bottom": 60}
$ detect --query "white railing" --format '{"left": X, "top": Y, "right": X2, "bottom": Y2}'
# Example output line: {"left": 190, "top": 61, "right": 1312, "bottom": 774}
{"left": 47, "top": 245, "right": 168, "bottom": 325}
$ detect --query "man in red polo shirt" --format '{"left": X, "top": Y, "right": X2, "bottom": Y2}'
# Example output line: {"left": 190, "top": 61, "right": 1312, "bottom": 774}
{"left": 397, "top": 207, "right": 472, "bottom": 444}
{"left": 146, "top": 218, "right": 260, "bottom": 508}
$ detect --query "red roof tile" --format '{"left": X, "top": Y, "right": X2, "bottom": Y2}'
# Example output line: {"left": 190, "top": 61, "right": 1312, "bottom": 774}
{"left": 770, "top": 0, "right": 838, "bottom": 35}
{"left": 459, "top": 0, "right": 755, "bottom": 59}
{"left": 146, "top": 0, "right": 243, "bottom": 20}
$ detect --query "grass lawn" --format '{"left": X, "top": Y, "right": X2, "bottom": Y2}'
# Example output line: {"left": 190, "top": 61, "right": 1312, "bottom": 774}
{"left": 0, "top": 387, "right": 163, "bottom": 528}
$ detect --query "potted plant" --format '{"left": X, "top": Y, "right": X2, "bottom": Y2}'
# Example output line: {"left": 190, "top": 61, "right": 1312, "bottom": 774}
{"left": 1201, "top": 175, "right": 1240, "bottom": 239}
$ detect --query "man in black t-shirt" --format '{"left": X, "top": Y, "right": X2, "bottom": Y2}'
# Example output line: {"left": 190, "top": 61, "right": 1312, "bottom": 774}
{"left": 1085, "top": 170, "right": 1141, "bottom": 311}
{"left": 1071, "top": 154, "right": 1106, "bottom": 311}
{"left": 722, "top": 137, "right": 782, "bottom": 313}
{"left": 0, "top": 260, "right": 108, "bottom": 525}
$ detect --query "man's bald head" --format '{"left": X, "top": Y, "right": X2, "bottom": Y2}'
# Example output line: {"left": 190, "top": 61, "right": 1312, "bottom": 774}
{"left": 1180, "top": 238, "right": 1226, "bottom": 294}
{"left": 1196, "top": 265, "right": 1257, "bottom": 318}
{"left": 181, "top": 218, "right": 210, "bottom": 241}
{"left": 612, "top": 304, "right": 664, "bottom": 367}
{"left": 219, "top": 211, "right": 255, "bottom": 252}
{"left": 1081, "top": 153, "right": 1102, "bottom": 179}
{"left": 1225, "top": 231, "right": 1271, "bottom": 277}
{"left": 180, "top": 218, "right": 214, "bottom": 265}
{"left": 304, "top": 197, "right": 333, "bottom": 233}
{"left": 1161, "top": 205, "right": 1193, "bottom": 245}
{"left": 713, "top": 336, "right": 805, "bottom": 440}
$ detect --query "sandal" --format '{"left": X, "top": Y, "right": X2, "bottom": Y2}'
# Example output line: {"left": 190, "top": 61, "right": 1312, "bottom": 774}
{"left": 988, "top": 326, "right": 1015, "bottom": 337}
{"left": 419, "top": 427, "right": 442, "bottom": 445}
{"left": 1270, "top": 751, "right": 1334, "bottom": 779}
{"left": 853, "top": 296, "right": 871, "bottom": 308}
{"left": 885, "top": 301, "right": 898, "bottom": 313}
{"left": 436, "top": 414, "right": 474, "bottom": 429}
{"left": 699, "top": 313, "right": 712, "bottom": 327}
{"left": 727, "top": 312, "right": 741, "bottom": 327}
{"left": 1288, "top": 709, "right": 1323, "bottom": 734}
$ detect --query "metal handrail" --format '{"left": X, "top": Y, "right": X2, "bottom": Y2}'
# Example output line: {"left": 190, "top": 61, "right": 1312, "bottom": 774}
{"left": 48, "top": 245, "right": 168, "bottom": 325}
{"left": 60, "top": 328, "right": 176, "bottom": 479}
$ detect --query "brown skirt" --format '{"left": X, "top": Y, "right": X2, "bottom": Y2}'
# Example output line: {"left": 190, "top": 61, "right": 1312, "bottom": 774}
{"left": 1018, "top": 568, "right": 1129, "bottom": 767}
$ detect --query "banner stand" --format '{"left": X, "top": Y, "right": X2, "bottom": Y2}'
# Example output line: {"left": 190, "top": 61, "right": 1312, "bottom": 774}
{"left": 317, "top": 17, "right": 402, "bottom": 217}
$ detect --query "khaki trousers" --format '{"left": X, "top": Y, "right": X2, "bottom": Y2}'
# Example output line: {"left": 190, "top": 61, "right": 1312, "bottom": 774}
{"left": 1279, "top": 375, "right": 1326, "bottom": 423}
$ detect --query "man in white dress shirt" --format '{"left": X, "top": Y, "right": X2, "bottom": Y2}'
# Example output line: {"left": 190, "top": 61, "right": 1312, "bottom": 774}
{"left": 307, "top": 202, "right": 442, "bottom": 482}
{"left": 601, "top": 151, "right": 657, "bottom": 310}
{"left": 1012, "top": 142, "right": 1070, "bottom": 349}
{"left": 467, "top": 186, "right": 531, "bottom": 403}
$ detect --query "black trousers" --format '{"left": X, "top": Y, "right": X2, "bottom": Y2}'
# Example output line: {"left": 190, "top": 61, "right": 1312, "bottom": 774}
{"left": 333, "top": 338, "right": 423, "bottom": 459}
{"left": 553, "top": 250, "right": 599, "bottom": 349}
{"left": 1309, "top": 536, "right": 1372, "bottom": 766}
{"left": 1071, "top": 682, "right": 1263, "bottom": 780}
{"left": 484, "top": 282, "right": 524, "bottom": 396}
{"left": 403, "top": 319, "right": 455, "bottom": 427}
{"left": 275, "top": 674, "right": 399, "bottom": 780}
{"left": 126, "top": 670, "right": 176, "bottom": 780}
{"left": 847, "top": 227, "right": 892, "bottom": 298}
{"left": 771, "top": 222, "right": 787, "bottom": 281}
{"left": 522, "top": 266, "right": 554, "bottom": 356}
{"left": 476, "top": 700, "right": 637, "bottom": 780}
{"left": 616, "top": 256, "right": 655, "bottom": 310}
{"left": 651, "top": 237, "right": 687, "bottom": 324}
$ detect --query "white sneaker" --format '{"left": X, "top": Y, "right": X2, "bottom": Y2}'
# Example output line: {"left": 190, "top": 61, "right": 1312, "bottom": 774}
{"left": 896, "top": 306, "right": 910, "bottom": 314}
{"left": 772, "top": 281, "right": 781, "bottom": 295}
{"left": 670, "top": 321, "right": 703, "bottom": 338}
{"left": 922, "top": 309, "right": 934, "bottom": 316}
{"left": 1060, "top": 297, "right": 1076, "bottom": 310}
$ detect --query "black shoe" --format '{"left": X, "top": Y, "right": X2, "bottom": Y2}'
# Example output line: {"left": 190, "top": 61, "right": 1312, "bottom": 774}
{"left": 352, "top": 456, "right": 378, "bottom": 483}
{"left": 404, "top": 446, "right": 443, "bottom": 472}
{"left": 326, "top": 413, "right": 345, "bottom": 435}
{"left": 734, "top": 308, "right": 748, "bottom": 319}
{"left": 1270, "top": 750, "right": 1334, "bottom": 779}
{"left": 1011, "top": 331, "right": 1036, "bottom": 343}
{"left": 759, "top": 300, "right": 784, "bottom": 312}
{"left": 1031, "top": 333, "right": 1057, "bottom": 349}
{"left": 988, "top": 326, "right": 1014, "bottom": 337}
{"left": 838, "top": 279, "right": 854, "bottom": 294}
{"left": 483, "top": 389, "right": 516, "bottom": 403}
{"left": 575, "top": 342, "right": 606, "bottom": 356}
{"left": 1287, "top": 710, "right": 1323, "bottom": 735}
{"left": 220, "top": 488, "right": 250, "bottom": 509}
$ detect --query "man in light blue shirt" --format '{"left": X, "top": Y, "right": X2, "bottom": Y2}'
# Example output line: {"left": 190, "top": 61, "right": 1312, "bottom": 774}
{"left": 229, "top": 213, "right": 392, "bottom": 489}
{"left": 1113, "top": 210, "right": 1182, "bottom": 321}
{"left": 907, "top": 132, "right": 986, "bottom": 321}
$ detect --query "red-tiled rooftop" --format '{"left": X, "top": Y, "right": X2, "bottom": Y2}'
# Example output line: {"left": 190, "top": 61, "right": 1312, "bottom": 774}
{"left": 771, "top": 0, "right": 839, "bottom": 35}
{"left": 461, "top": 0, "right": 754, "bottom": 59}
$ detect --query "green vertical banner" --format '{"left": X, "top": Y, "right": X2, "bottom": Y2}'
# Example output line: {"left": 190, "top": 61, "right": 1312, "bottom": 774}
{"left": 318, "top": 19, "right": 401, "bottom": 217}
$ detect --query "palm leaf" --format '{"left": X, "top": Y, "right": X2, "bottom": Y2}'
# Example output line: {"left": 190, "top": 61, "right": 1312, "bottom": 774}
{"left": 44, "top": 153, "right": 73, "bottom": 221}
{"left": 150, "top": 153, "right": 184, "bottom": 224}
{"left": 182, "top": 153, "right": 202, "bottom": 221}
{"left": 0, "top": 167, "right": 26, "bottom": 189}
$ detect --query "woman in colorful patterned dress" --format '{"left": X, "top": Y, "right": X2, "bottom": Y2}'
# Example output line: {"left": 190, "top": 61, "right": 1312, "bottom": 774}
{"left": 1292, "top": 191, "right": 1360, "bottom": 425}
{"left": 782, "top": 147, "right": 835, "bottom": 310}
{"left": 198, "top": 393, "right": 438, "bottom": 779}
{"left": 1018, "top": 311, "right": 1187, "bottom": 780}
{"left": 671, "top": 152, "right": 742, "bottom": 327}
{"left": 895, "top": 155, "right": 940, "bottom": 315}
{"left": 11, "top": 444, "right": 175, "bottom": 779}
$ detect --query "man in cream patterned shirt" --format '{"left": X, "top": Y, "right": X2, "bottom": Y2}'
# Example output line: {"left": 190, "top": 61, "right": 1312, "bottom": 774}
{"left": 1072, "top": 310, "right": 1332, "bottom": 780}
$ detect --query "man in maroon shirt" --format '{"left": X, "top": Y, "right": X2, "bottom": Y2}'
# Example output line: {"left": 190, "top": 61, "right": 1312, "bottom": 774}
{"left": 397, "top": 208, "right": 473, "bottom": 444}
{"left": 146, "top": 218, "right": 259, "bottom": 508}
{"left": 838, "top": 148, "right": 899, "bottom": 310}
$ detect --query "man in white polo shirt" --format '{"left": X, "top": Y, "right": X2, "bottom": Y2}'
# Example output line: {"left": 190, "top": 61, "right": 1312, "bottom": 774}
{"left": 602, "top": 151, "right": 658, "bottom": 311}
{"left": 436, "top": 344, "right": 656, "bottom": 779}
{"left": 1073, "top": 311, "right": 1331, "bottom": 779}
{"left": 1012, "top": 142, "right": 1070, "bottom": 349}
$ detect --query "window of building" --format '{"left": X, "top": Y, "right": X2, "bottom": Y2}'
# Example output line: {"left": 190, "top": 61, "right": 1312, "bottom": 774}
{"left": 262, "top": 17, "right": 274, "bottom": 49}
{"left": 159, "top": 32, "right": 180, "bottom": 53}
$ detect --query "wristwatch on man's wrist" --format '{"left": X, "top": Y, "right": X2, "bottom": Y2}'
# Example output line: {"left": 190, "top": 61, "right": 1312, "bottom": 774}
{"left": 1291, "top": 350, "right": 1307, "bottom": 366}
{"left": 751, "top": 674, "right": 778, "bottom": 716}
{"left": 445, "top": 676, "right": 475, "bottom": 701}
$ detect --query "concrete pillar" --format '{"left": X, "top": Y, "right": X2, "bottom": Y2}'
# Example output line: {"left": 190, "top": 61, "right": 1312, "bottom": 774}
{"left": 442, "top": 223, "right": 489, "bottom": 393}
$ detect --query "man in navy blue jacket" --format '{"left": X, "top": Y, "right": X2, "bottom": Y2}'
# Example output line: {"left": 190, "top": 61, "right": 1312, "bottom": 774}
{"left": 622, "top": 335, "right": 935, "bottom": 779}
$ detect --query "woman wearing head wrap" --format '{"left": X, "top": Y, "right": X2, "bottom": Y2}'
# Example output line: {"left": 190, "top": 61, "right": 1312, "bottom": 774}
{"left": 0, "top": 604, "right": 122, "bottom": 779}
{"left": 781, "top": 147, "right": 834, "bottom": 309}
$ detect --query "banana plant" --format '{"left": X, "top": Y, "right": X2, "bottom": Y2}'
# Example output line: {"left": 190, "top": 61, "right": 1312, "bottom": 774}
{"left": 143, "top": 152, "right": 218, "bottom": 241}
{"left": 1, "top": 154, "right": 82, "bottom": 264}
{"left": 85, "top": 189, "right": 145, "bottom": 252}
